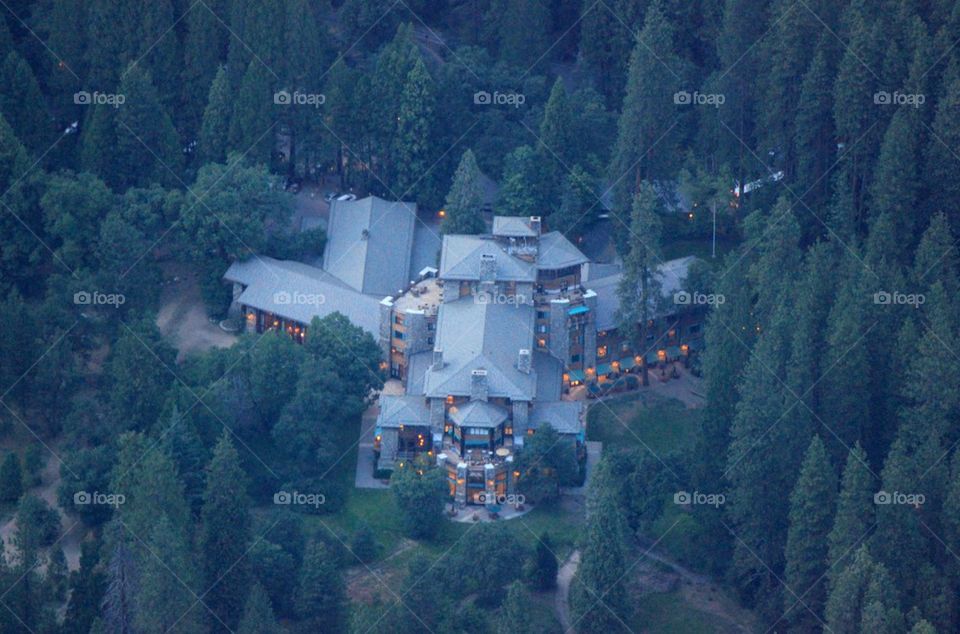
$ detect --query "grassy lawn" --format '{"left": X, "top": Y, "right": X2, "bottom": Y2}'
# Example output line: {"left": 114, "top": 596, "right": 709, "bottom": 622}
{"left": 586, "top": 393, "right": 701, "bottom": 454}
{"left": 631, "top": 591, "right": 740, "bottom": 634}
{"left": 662, "top": 237, "right": 738, "bottom": 263}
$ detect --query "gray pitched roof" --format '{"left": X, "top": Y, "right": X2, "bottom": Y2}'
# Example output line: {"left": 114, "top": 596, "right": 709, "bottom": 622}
{"left": 424, "top": 296, "right": 538, "bottom": 400}
{"left": 536, "top": 231, "right": 589, "bottom": 270}
{"left": 322, "top": 196, "right": 418, "bottom": 296}
{"left": 492, "top": 216, "right": 538, "bottom": 237}
{"left": 449, "top": 400, "right": 509, "bottom": 428}
{"left": 529, "top": 401, "right": 583, "bottom": 434}
{"left": 533, "top": 352, "right": 563, "bottom": 401}
{"left": 439, "top": 235, "right": 537, "bottom": 282}
{"left": 223, "top": 256, "right": 382, "bottom": 335}
{"left": 589, "top": 256, "right": 696, "bottom": 331}
{"left": 377, "top": 395, "right": 431, "bottom": 428}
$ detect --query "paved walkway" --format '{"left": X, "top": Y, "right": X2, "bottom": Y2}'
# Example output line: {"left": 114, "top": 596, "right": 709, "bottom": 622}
{"left": 354, "top": 401, "right": 389, "bottom": 490}
{"left": 556, "top": 549, "right": 581, "bottom": 632}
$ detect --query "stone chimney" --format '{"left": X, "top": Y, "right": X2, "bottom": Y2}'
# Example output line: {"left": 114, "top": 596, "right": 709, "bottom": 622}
{"left": 479, "top": 253, "right": 496, "bottom": 284}
{"left": 470, "top": 368, "right": 488, "bottom": 402}
{"left": 517, "top": 348, "right": 531, "bottom": 374}
{"left": 529, "top": 216, "right": 542, "bottom": 236}
{"left": 432, "top": 348, "right": 444, "bottom": 370}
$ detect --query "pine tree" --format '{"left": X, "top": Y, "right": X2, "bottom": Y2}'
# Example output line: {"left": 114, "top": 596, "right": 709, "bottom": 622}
{"left": 85, "top": 0, "right": 126, "bottom": 90}
{"left": 711, "top": 0, "right": 766, "bottom": 189}
{"left": 923, "top": 68, "right": 960, "bottom": 230}
{"left": 201, "top": 432, "right": 252, "bottom": 632}
{"left": 578, "top": 0, "right": 646, "bottom": 106}
{"left": 498, "top": 145, "right": 541, "bottom": 217}
{"left": 550, "top": 165, "right": 598, "bottom": 238}
{"left": 181, "top": 0, "right": 229, "bottom": 141}
{"left": 109, "top": 433, "right": 192, "bottom": 545}
{"left": 569, "top": 460, "right": 631, "bottom": 632}
{"left": 63, "top": 540, "right": 105, "bottom": 634}
{"left": 114, "top": 64, "right": 183, "bottom": 189}
{"left": 394, "top": 57, "right": 438, "bottom": 207}
{"left": 827, "top": 444, "right": 875, "bottom": 587}
{"left": 785, "top": 242, "right": 838, "bottom": 421}
{"left": 832, "top": 2, "right": 886, "bottom": 226}
{"left": 47, "top": 546, "right": 69, "bottom": 601}
{"left": 134, "top": 516, "right": 204, "bottom": 633}
{"left": 537, "top": 78, "right": 575, "bottom": 209}
{"left": 725, "top": 303, "right": 809, "bottom": 610}
{"left": 280, "top": 0, "right": 331, "bottom": 175}
{"left": 793, "top": 36, "right": 836, "bottom": 224}
{"left": 296, "top": 542, "right": 346, "bottom": 632}
{"left": 43, "top": 0, "right": 87, "bottom": 119}
{"left": 693, "top": 252, "right": 755, "bottom": 488}
{"left": 228, "top": 60, "right": 276, "bottom": 165}
{"left": 825, "top": 544, "right": 872, "bottom": 632}
{"left": 128, "top": 0, "right": 180, "bottom": 115}
{"left": 0, "top": 453, "right": 23, "bottom": 503}
{"left": 497, "top": 0, "right": 552, "bottom": 70}
{"left": 609, "top": 0, "right": 683, "bottom": 223}
{"left": 160, "top": 406, "right": 208, "bottom": 514}
{"left": 441, "top": 148, "right": 485, "bottom": 234}
{"left": 497, "top": 580, "right": 533, "bottom": 634}
{"left": 80, "top": 102, "right": 119, "bottom": 185}
{"left": 782, "top": 436, "right": 836, "bottom": 630}
{"left": 746, "top": 198, "right": 804, "bottom": 327}
{"left": 238, "top": 582, "right": 281, "bottom": 634}
{"left": 868, "top": 107, "right": 922, "bottom": 264}
{"left": 198, "top": 65, "right": 232, "bottom": 165}
{"left": 819, "top": 257, "right": 874, "bottom": 463}
{"left": 0, "top": 52, "right": 51, "bottom": 154}
{"left": 526, "top": 532, "right": 558, "bottom": 591}
{"left": 369, "top": 24, "right": 420, "bottom": 181}
{"left": 616, "top": 182, "right": 663, "bottom": 386}
{"left": 913, "top": 213, "right": 959, "bottom": 306}
{"left": 105, "top": 318, "right": 175, "bottom": 433}
{"left": 101, "top": 536, "right": 137, "bottom": 634}
{"left": 760, "top": 0, "right": 830, "bottom": 177}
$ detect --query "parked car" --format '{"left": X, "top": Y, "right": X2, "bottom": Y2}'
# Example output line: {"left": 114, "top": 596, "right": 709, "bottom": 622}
{"left": 337, "top": 193, "right": 357, "bottom": 202}
{"left": 323, "top": 191, "right": 338, "bottom": 202}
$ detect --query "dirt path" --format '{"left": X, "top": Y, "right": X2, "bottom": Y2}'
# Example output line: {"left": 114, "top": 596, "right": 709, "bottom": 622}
{"left": 556, "top": 538, "right": 756, "bottom": 634}
{"left": 555, "top": 549, "right": 581, "bottom": 632}
{"left": 633, "top": 536, "right": 758, "bottom": 633}
{"left": 345, "top": 538, "right": 418, "bottom": 604}
{"left": 156, "top": 264, "right": 236, "bottom": 361}
{"left": 0, "top": 452, "right": 84, "bottom": 571}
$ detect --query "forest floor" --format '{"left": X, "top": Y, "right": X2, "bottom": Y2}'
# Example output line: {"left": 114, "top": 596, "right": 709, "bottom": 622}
{"left": 156, "top": 263, "right": 236, "bottom": 361}
{"left": 0, "top": 448, "right": 84, "bottom": 572}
